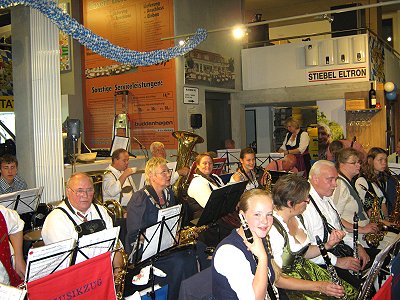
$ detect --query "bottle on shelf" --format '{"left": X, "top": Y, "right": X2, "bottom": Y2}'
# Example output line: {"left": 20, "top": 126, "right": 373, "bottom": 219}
{"left": 368, "top": 81, "right": 377, "bottom": 109}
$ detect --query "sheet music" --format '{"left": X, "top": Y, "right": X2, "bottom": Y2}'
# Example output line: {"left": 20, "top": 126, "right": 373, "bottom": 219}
{"left": 75, "top": 226, "right": 120, "bottom": 264}
{"left": 0, "top": 284, "right": 26, "bottom": 300}
{"left": 141, "top": 204, "right": 181, "bottom": 261}
{"left": 138, "top": 162, "right": 177, "bottom": 190}
{"left": 0, "top": 186, "right": 44, "bottom": 214}
{"left": 111, "top": 136, "right": 130, "bottom": 154}
{"left": 25, "top": 239, "right": 75, "bottom": 282}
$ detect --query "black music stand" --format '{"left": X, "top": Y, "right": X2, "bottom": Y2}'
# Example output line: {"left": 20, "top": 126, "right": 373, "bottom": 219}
{"left": 132, "top": 211, "right": 181, "bottom": 300}
{"left": 0, "top": 186, "right": 43, "bottom": 215}
{"left": 25, "top": 227, "right": 120, "bottom": 282}
{"left": 194, "top": 181, "right": 247, "bottom": 227}
{"left": 357, "top": 234, "right": 400, "bottom": 300}
{"left": 217, "top": 149, "right": 241, "bottom": 172}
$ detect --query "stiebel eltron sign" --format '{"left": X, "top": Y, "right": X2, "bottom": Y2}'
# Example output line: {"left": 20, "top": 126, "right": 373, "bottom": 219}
{"left": 307, "top": 67, "right": 367, "bottom": 83}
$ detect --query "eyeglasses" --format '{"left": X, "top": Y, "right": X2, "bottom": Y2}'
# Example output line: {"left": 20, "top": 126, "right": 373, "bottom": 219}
{"left": 346, "top": 160, "right": 361, "bottom": 165}
{"left": 69, "top": 187, "right": 95, "bottom": 197}
{"left": 156, "top": 169, "right": 172, "bottom": 176}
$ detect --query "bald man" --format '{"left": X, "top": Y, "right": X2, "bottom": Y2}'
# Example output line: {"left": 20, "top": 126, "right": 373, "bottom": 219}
{"left": 150, "top": 142, "right": 189, "bottom": 184}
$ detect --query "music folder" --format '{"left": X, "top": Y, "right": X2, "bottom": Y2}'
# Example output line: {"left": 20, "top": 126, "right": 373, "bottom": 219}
{"left": 195, "top": 181, "right": 247, "bottom": 227}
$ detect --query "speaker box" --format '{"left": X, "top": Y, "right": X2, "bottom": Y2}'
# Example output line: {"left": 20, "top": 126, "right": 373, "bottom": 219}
{"left": 67, "top": 119, "right": 81, "bottom": 140}
{"left": 190, "top": 114, "right": 202, "bottom": 129}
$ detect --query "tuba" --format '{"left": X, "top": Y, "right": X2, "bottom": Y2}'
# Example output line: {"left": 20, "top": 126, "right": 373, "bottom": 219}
{"left": 171, "top": 130, "right": 204, "bottom": 201}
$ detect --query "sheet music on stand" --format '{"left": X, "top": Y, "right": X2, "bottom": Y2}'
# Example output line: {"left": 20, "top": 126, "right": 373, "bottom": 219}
{"left": 25, "top": 239, "right": 75, "bottom": 282}
{"left": 0, "top": 283, "right": 26, "bottom": 300}
{"left": 358, "top": 234, "right": 400, "bottom": 300}
{"left": 0, "top": 186, "right": 44, "bottom": 214}
{"left": 389, "top": 163, "right": 400, "bottom": 175}
{"left": 75, "top": 226, "right": 120, "bottom": 264}
{"left": 217, "top": 148, "right": 241, "bottom": 171}
{"left": 138, "top": 162, "right": 177, "bottom": 190}
{"left": 255, "top": 153, "right": 284, "bottom": 168}
{"left": 25, "top": 227, "right": 120, "bottom": 283}
{"left": 133, "top": 204, "right": 182, "bottom": 263}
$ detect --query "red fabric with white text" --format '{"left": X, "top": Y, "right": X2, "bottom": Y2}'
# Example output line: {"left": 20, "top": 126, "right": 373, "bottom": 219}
{"left": 27, "top": 251, "right": 116, "bottom": 300}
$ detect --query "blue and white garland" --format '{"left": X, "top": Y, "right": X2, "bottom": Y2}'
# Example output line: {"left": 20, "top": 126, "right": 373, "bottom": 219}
{"left": 0, "top": 0, "right": 207, "bottom": 66}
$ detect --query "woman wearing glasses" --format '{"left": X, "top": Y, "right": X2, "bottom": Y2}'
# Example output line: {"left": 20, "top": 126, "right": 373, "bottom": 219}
{"left": 268, "top": 175, "right": 357, "bottom": 299}
{"left": 125, "top": 157, "right": 198, "bottom": 300}
{"left": 126, "top": 157, "right": 175, "bottom": 252}
{"left": 332, "top": 148, "right": 379, "bottom": 241}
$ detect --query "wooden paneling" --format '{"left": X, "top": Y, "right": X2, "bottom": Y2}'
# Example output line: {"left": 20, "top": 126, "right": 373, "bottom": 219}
{"left": 345, "top": 86, "right": 387, "bottom": 152}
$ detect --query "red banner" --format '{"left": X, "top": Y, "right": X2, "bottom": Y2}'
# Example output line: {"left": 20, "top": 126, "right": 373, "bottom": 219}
{"left": 372, "top": 275, "right": 392, "bottom": 300}
{"left": 27, "top": 252, "right": 116, "bottom": 300}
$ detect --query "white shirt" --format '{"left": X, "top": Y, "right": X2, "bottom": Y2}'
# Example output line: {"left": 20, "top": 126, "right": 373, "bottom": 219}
{"left": 0, "top": 205, "right": 24, "bottom": 285}
{"left": 279, "top": 131, "right": 310, "bottom": 154}
{"left": 355, "top": 177, "right": 387, "bottom": 206}
{"left": 103, "top": 165, "right": 137, "bottom": 206}
{"left": 213, "top": 235, "right": 257, "bottom": 299}
{"left": 333, "top": 175, "right": 370, "bottom": 228}
{"left": 42, "top": 201, "right": 113, "bottom": 245}
{"left": 187, "top": 174, "right": 224, "bottom": 208}
{"left": 269, "top": 212, "right": 311, "bottom": 268}
{"left": 302, "top": 185, "right": 353, "bottom": 266}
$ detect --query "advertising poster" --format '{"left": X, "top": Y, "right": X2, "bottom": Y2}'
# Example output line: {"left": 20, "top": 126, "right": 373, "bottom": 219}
{"left": 82, "top": 0, "right": 177, "bottom": 150}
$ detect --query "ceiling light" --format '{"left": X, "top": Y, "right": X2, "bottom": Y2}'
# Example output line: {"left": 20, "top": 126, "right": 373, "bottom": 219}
{"left": 232, "top": 26, "right": 246, "bottom": 39}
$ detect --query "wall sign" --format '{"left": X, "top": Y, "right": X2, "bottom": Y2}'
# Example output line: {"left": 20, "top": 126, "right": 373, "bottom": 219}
{"left": 183, "top": 86, "right": 199, "bottom": 104}
{"left": 307, "top": 67, "right": 367, "bottom": 83}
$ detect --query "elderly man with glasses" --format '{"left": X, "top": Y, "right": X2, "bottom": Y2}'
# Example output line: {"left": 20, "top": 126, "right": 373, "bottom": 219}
{"left": 42, "top": 172, "right": 124, "bottom": 273}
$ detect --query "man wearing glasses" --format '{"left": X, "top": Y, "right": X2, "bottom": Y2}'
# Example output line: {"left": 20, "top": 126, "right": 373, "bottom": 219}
{"left": 42, "top": 172, "right": 114, "bottom": 244}
{"left": 41, "top": 172, "right": 124, "bottom": 272}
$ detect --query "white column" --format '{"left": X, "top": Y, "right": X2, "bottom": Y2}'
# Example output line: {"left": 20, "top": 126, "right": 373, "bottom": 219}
{"left": 12, "top": 5, "right": 64, "bottom": 203}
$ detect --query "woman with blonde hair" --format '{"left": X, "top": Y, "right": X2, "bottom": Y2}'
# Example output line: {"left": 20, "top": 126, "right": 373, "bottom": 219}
{"left": 212, "top": 189, "right": 346, "bottom": 300}
{"left": 278, "top": 117, "right": 311, "bottom": 176}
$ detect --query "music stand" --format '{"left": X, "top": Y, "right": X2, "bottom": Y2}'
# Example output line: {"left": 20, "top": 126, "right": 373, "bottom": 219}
{"left": 132, "top": 207, "right": 181, "bottom": 300}
{"left": 357, "top": 234, "right": 400, "bottom": 300}
{"left": 25, "top": 227, "right": 120, "bottom": 282}
{"left": 0, "top": 186, "right": 43, "bottom": 214}
{"left": 217, "top": 149, "right": 241, "bottom": 172}
{"left": 255, "top": 152, "right": 284, "bottom": 168}
{"left": 195, "top": 181, "right": 247, "bottom": 227}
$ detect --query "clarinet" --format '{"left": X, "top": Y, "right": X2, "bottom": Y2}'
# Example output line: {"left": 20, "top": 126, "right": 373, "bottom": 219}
{"left": 353, "top": 212, "right": 360, "bottom": 278}
{"left": 239, "top": 213, "right": 278, "bottom": 300}
{"left": 316, "top": 235, "right": 347, "bottom": 300}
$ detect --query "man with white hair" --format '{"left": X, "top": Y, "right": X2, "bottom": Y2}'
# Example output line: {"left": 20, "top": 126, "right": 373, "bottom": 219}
{"left": 302, "top": 160, "right": 369, "bottom": 289}
{"left": 150, "top": 141, "right": 189, "bottom": 184}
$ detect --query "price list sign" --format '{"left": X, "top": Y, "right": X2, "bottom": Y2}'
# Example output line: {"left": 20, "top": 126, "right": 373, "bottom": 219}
{"left": 82, "top": 0, "right": 177, "bottom": 149}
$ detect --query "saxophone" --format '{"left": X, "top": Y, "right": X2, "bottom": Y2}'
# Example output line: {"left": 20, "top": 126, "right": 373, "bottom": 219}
{"left": 114, "top": 246, "right": 128, "bottom": 300}
{"left": 389, "top": 174, "right": 400, "bottom": 225}
{"left": 179, "top": 225, "right": 209, "bottom": 246}
{"left": 316, "top": 235, "right": 347, "bottom": 300}
{"left": 359, "top": 184, "right": 384, "bottom": 248}
{"left": 262, "top": 170, "right": 272, "bottom": 194}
